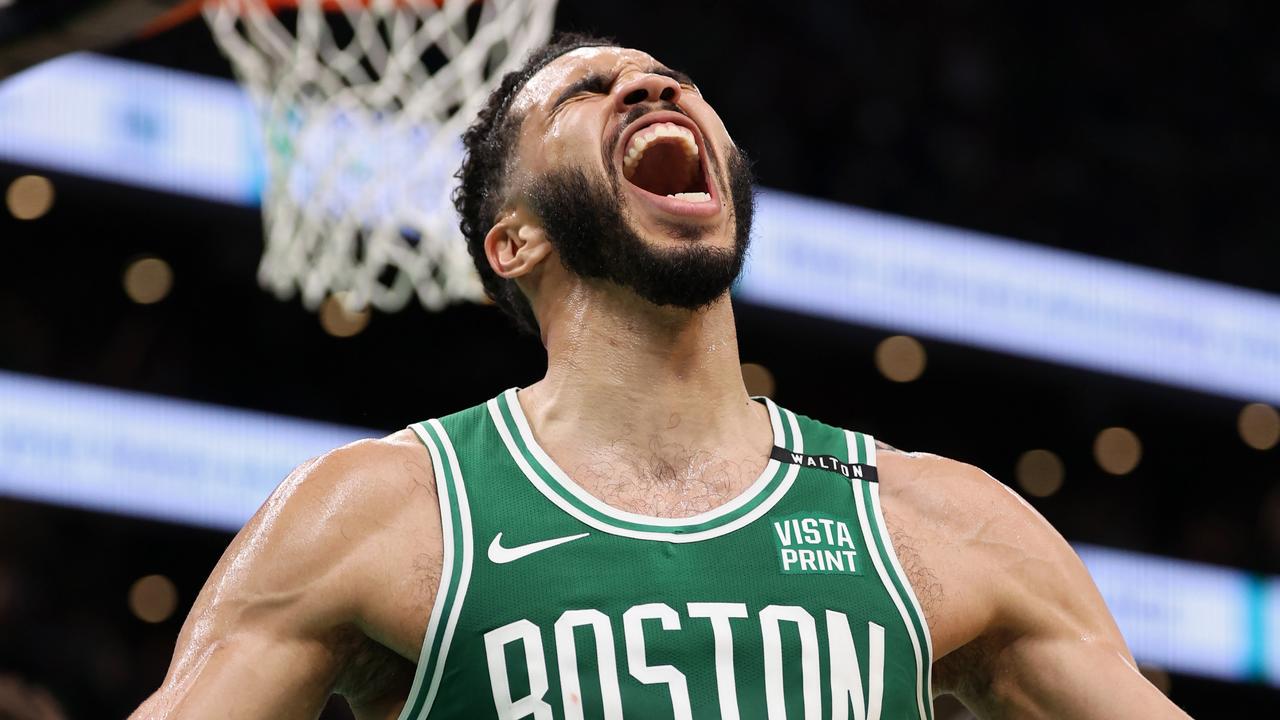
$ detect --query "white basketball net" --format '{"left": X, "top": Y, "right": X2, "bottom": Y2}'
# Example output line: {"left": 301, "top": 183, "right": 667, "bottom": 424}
{"left": 203, "top": 0, "right": 557, "bottom": 312}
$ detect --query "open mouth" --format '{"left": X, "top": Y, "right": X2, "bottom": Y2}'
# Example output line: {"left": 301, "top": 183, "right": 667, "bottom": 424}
{"left": 621, "top": 119, "right": 712, "bottom": 205}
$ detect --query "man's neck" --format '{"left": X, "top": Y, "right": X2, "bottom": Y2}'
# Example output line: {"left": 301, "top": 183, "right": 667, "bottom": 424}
{"left": 519, "top": 282, "right": 772, "bottom": 500}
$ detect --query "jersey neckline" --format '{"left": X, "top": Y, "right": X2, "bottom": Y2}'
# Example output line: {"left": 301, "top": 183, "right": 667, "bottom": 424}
{"left": 486, "top": 387, "right": 804, "bottom": 542}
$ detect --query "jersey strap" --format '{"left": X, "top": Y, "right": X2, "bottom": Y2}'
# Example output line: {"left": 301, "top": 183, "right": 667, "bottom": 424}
{"left": 397, "top": 419, "right": 476, "bottom": 720}
{"left": 847, "top": 431, "right": 934, "bottom": 718}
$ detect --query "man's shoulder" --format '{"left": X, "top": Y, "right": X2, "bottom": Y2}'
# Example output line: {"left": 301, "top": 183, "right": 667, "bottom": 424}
{"left": 228, "top": 429, "right": 442, "bottom": 622}
{"left": 248, "top": 429, "right": 438, "bottom": 561}
{"left": 289, "top": 428, "right": 437, "bottom": 512}
{"left": 866, "top": 442, "right": 1062, "bottom": 597}
{"left": 873, "top": 443, "right": 1033, "bottom": 537}
{"left": 320, "top": 427, "right": 431, "bottom": 471}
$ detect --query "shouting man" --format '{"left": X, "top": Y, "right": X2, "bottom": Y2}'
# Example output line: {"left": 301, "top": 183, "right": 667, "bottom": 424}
{"left": 133, "top": 34, "right": 1193, "bottom": 719}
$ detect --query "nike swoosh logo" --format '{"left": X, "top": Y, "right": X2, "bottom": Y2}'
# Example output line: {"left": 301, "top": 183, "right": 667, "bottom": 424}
{"left": 487, "top": 532, "right": 589, "bottom": 564}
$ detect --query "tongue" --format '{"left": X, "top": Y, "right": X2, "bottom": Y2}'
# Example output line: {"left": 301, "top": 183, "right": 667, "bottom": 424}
{"left": 629, "top": 141, "right": 701, "bottom": 196}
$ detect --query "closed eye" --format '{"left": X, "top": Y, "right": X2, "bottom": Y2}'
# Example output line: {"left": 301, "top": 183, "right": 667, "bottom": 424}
{"left": 577, "top": 74, "right": 614, "bottom": 96}
{"left": 550, "top": 65, "right": 699, "bottom": 111}
{"left": 552, "top": 73, "right": 614, "bottom": 110}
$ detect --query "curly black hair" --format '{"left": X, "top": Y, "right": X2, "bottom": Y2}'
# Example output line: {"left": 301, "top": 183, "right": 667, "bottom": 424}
{"left": 454, "top": 32, "right": 618, "bottom": 336}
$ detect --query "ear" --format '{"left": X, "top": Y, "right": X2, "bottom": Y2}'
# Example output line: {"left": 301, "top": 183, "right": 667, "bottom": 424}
{"left": 483, "top": 204, "right": 552, "bottom": 280}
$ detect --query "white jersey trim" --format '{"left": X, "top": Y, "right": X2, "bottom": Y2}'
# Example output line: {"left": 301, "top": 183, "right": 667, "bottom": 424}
{"left": 489, "top": 392, "right": 803, "bottom": 543}
{"left": 400, "top": 421, "right": 475, "bottom": 719}
{"left": 399, "top": 422, "right": 454, "bottom": 720}
{"left": 847, "top": 430, "right": 931, "bottom": 720}
{"left": 868, "top": 483, "right": 934, "bottom": 709}
{"left": 503, "top": 387, "right": 787, "bottom": 528}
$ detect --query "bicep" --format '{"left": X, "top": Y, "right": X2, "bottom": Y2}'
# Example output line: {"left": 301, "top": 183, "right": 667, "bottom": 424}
{"left": 949, "top": 478, "right": 1189, "bottom": 719}
{"left": 133, "top": 454, "right": 380, "bottom": 719}
{"left": 959, "top": 628, "right": 1181, "bottom": 720}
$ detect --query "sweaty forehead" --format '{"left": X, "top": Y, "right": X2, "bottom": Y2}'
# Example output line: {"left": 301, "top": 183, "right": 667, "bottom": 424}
{"left": 509, "top": 46, "right": 660, "bottom": 116}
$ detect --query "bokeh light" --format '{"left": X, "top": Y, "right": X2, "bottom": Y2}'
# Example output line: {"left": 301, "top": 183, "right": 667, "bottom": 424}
{"left": 6, "top": 175, "right": 55, "bottom": 220}
{"left": 1094, "top": 427, "right": 1142, "bottom": 475}
{"left": 128, "top": 574, "right": 178, "bottom": 624}
{"left": 875, "top": 335, "right": 927, "bottom": 383}
{"left": 320, "top": 293, "right": 371, "bottom": 338}
{"left": 122, "top": 257, "right": 174, "bottom": 305}
{"left": 1015, "top": 449, "right": 1065, "bottom": 497}
{"left": 1238, "top": 403, "right": 1280, "bottom": 451}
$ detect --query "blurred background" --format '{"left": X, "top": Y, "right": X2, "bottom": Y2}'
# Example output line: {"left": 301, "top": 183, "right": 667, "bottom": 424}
{"left": 1, "top": 1, "right": 1279, "bottom": 717}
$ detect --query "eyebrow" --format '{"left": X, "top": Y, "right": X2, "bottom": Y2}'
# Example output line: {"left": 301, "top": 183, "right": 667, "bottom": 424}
{"left": 550, "top": 64, "right": 696, "bottom": 110}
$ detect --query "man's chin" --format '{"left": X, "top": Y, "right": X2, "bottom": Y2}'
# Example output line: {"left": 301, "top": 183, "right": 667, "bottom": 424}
{"left": 655, "top": 219, "right": 718, "bottom": 243}
{"left": 619, "top": 282, "right": 733, "bottom": 313}
{"left": 616, "top": 250, "right": 743, "bottom": 311}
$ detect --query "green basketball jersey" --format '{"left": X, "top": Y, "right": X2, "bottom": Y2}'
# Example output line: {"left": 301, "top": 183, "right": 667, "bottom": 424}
{"left": 396, "top": 388, "right": 933, "bottom": 720}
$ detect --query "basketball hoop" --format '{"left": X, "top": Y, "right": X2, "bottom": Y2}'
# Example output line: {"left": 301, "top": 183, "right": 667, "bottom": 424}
{"left": 202, "top": 0, "right": 557, "bottom": 312}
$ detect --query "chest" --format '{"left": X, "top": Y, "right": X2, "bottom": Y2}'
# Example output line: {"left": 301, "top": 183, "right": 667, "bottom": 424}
{"left": 558, "top": 435, "right": 770, "bottom": 521}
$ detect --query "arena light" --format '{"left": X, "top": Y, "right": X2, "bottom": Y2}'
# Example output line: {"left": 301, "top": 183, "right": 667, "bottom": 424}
{"left": 1239, "top": 403, "right": 1280, "bottom": 451}
{"left": 1075, "top": 544, "right": 1267, "bottom": 684}
{"left": 741, "top": 189, "right": 1280, "bottom": 407}
{"left": 1093, "top": 426, "right": 1143, "bottom": 476}
{"left": 1014, "top": 449, "right": 1065, "bottom": 498}
{"left": 128, "top": 574, "right": 179, "bottom": 624}
{"left": 1267, "top": 578, "right": 1280, "bottom": 687}
{"left": 2, "top": 55, "right": 1279, "bottom": 405}
{"left": 874, "top": 335, "right": 927, "bottom": 383}
{"left": 0, "top": 53, "right": 261, "bottom": 204}
{"left": 123, "top": 256, "right": 174, "bottom": 305}
{"left": 5, "top": 173, "right": 54, "bottom": 219}
{"left": 0, "top": 368, "right": 373, "bottom": 530}
{"left": 319, "top": 293, "right": 372, "bottom": 338}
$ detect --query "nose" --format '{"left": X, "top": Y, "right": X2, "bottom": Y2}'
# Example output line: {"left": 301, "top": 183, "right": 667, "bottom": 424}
{"left": 612, "top": 72, "right": 682, "bottom": 112}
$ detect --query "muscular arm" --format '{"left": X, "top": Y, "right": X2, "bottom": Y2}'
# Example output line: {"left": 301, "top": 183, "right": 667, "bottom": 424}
{"left": 878, "top": 450, "right": 1192, "bottom": 719}
{"left": 131, "top": 431, "right": 440, "bottom": 720}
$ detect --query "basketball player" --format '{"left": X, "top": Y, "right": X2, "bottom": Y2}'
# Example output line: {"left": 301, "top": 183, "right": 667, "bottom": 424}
{"left": 131, "top": 35, "right": 1194, "bottom": 719}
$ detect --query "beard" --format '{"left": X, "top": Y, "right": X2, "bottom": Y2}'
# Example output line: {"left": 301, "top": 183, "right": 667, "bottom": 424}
{"left": 527, "top": 145, "right": 756, "bottom": 311}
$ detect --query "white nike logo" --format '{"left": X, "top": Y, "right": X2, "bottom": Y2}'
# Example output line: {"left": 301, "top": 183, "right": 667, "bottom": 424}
{"left": 487, "top": 532, "right": 589, "bottom": 564}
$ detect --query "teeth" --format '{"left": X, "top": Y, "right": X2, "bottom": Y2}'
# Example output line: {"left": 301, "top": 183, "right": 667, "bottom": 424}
{"left": 668, "top": 191, "right": 711, "bottom": 202}
{"left": 623, "top": 121, "right": 700, "bottom": 177}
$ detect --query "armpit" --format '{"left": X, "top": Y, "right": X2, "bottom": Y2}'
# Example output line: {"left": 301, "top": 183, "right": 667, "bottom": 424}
{"left": 888, "top": 527, "right": 944, "bottom": 629}
{"left": 932, "top": 629, "right": 1007, "bottom": 701}
{"left": 333, "top": 630, "right": 415, "bottom": 710}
